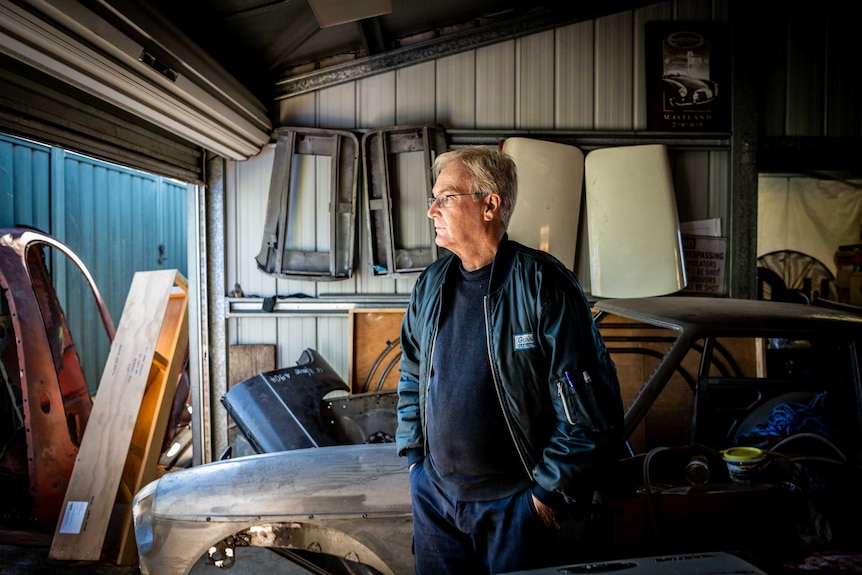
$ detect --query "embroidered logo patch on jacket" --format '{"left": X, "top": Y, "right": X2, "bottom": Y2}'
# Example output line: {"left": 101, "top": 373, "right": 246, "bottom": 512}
{"left": 513, "top": 332, "right": 537, "bottom": 351}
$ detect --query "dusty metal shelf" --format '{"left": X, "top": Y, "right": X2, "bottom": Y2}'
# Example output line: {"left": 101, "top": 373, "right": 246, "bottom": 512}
{"left": 447, "top": 129, "right": 731, "bottom": 151}
{"left": 226, "top": 295, "right": 410, "bottom": 318}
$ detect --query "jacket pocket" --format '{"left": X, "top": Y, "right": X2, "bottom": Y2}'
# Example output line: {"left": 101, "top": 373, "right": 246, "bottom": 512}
{"left": 556, "top": 371, "right": 616, "bottom": 432}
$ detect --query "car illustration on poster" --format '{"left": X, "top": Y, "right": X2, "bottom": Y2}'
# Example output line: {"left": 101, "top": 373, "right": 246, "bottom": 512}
{"left": 661, "top": 74, "right": 718, "bottom": 107}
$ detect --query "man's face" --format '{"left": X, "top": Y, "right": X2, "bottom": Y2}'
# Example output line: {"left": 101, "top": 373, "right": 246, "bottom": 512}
{"left": 428, "top": 162, "right": 486, "bottom": 254}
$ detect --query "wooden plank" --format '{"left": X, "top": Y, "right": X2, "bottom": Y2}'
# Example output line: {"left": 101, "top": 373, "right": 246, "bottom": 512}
{"left": 113, "top": 278, "right": 189, "bottom": 563}
{"left": 228, "top": 344, "right": 276, "bottom": 388}
{"left": 226, "top": 344, "right": 276, "bottom": 453}
{"left": 49, "top": 270, "right": 185, "bottom": 562}
{"left": 348, "top": 309, "right": 405, "bottom": 394}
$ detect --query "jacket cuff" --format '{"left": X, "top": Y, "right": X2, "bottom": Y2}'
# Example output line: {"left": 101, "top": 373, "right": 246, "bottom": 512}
{"left": 406, "top": 448, "right": 424, "bottom": 468}
{"left": 531, "top": 484, "right": 566, "bottom": 510}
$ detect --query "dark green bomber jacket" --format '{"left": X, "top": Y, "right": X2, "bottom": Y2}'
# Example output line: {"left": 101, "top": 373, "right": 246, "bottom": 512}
{"left": 396, "top": 236, "right": 625, "bottom": 507}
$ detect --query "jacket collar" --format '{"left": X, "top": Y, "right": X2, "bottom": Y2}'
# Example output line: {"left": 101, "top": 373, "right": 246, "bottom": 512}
{"left": 440, "top": 233, "right": 518, "bottom": 294}
{"left": 489, "top": 234, "right": 517, "bottom": 293}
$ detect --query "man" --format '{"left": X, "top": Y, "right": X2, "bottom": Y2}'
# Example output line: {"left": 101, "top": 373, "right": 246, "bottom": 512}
{"left": 396, "top": 146, "right": 625, "bottom": 574}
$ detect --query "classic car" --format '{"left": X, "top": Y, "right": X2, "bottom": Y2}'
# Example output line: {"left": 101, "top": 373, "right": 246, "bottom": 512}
{"left": 132, "top": 297, "right": 862, "bottom": 575}
{"left": 660, "top": 73, "right": 718, "bottom": 107}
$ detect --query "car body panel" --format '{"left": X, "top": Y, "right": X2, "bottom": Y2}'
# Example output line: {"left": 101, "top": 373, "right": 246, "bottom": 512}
{"left": 594, "top": 296, "right": 862, "bottom": 336}
{"left": 133, "top": 297, "right": 862, "bottom": 574}
{"left": 134, "top": 443, "right": 411, "bottom": 575}
{"left": 0, "top": 227, "right": 114, "bottom": 533}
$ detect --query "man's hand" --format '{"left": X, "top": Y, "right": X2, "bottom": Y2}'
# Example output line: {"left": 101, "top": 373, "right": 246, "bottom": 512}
{"left": 532, "top": 494, "right": 556, "bottom": 528}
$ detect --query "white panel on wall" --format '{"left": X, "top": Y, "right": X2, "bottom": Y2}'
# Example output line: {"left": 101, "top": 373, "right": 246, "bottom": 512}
{"left": 357, "top": 72, "right": 397, "bottom": 128}
{"left": 594, "top": 11, "right": 634, "bottom": 130}
{"left": 634, "top": 2, "right": 672, "bottom": 129}
{"left": 395, "top": 274, "right": 419, "bottom": 294}
{"left": 435, "top": 51, "right": 476, "bottom": 129}
{"left": 516, "top": 30, "right": 555, "bottom": 129}
{"left": 277, "top": 317, "right": 319, "bottom": 369}
{"left": 316, "top": 316, "right": 349, "bottom": 384}
{"left": 229, "top": 147, "right": 322, "bottom": 360}
{"left": 277, "top": 92, "right": 317, "bottom": 127}
{"left": 476, "top": 40, "right": 516, "bottom": 128}
{"left": 555, "top": 20, "right": 594, "bottom": 130}
{"left": 396, "top": 61, "right": 437, "bottom": 125}
{"left": 232, "top": 144, "right": 277, "bottom": 298}
{"left": 237, "top": 317, "right": 278, "bottom": 353}
{"left": 317, "top": 82, "right": 357, "bottom": 129}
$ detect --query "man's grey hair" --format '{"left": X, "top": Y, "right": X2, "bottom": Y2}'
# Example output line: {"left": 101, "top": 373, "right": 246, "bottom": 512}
{"left": 432, "top": 147, "right": 518, "bottom": 229}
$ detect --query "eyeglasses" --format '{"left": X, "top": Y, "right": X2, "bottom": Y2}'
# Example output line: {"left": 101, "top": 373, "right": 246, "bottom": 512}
{"left": 426, "top": 192, "right": 479, "bottom": 209}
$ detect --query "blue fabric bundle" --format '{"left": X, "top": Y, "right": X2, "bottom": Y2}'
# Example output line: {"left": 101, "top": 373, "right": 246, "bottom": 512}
{"left": 738, "top": 393, "right": 835, "bottom": 442}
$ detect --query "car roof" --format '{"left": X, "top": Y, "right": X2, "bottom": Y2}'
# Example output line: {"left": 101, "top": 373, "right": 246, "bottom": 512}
{"left": 594, "top": 296, "right": 862, "bottom": 339}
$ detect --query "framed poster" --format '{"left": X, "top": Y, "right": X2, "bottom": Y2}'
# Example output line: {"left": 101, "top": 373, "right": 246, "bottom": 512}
{"left": 646, "top": 22, "right": 730, "bottom": 132}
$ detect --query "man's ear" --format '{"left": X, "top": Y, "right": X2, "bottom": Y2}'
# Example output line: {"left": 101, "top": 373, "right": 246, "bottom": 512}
{"left": 484, "top": 193, "right": 501, "bottom": 221}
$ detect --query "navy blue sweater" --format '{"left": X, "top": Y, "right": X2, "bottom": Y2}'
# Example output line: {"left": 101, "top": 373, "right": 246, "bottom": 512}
{"left": 425, "top": 263, "right": 530, "bottom": 501}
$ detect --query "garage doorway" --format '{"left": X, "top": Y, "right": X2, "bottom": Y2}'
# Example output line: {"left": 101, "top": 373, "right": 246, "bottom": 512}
{"left": 757, "top": 174, "right": 862, "bottom": 304}
{"left": 0, "top": 132, "right": 191, "bottom": 395}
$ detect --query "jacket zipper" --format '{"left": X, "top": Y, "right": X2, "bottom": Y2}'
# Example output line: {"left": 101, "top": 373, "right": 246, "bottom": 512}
{"left": 422, "top": 284, "right": 443, "bottom": 456}
{"left": 484, "top": 296, "right": 534, "bottom": 480}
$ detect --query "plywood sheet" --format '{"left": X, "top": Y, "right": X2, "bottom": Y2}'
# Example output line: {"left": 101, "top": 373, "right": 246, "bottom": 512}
{"left": 49, "top": 270, "right": 187, "bottom": 562}
{"left": 113, "top": 278, "right": 188, "bottom": 563}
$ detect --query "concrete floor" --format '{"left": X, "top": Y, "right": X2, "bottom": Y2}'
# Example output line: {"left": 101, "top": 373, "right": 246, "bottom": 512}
{"left": 0, "top": 544, "right": 136, "bottom": 575}
{"left": 1, "top": 542, "right": 316, "bottom": 575}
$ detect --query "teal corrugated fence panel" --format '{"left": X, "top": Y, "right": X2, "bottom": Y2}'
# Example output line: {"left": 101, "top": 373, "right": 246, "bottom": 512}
{"left": 0, "top": 132, "right": 189, "bottom": 396}
{"left": 0, "top": 134, "right": 51, "bottom": 231}
{"left": 58, "top": 150, "right": 189, "bottom": 394}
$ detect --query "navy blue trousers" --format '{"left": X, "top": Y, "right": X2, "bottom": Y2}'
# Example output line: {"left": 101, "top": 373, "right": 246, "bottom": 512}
{"left": 409, "top": 461, "right": 572, "bottom": 574}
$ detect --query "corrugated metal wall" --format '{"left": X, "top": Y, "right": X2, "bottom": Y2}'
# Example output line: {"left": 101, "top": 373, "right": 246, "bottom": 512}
{"left": 225, "top": 0, "right": 731, "bottom": 382}
{"left": 0, "top": 135, "right": 51, "bottom": 231}
{"left": 760, "top": 5, "right": 861, "bottom": 138}
{"left": 0, "top": 133, "right": 189, "bottom": 394}
{"left": 225, "top": 0, "right": 860, "bottom": 383}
